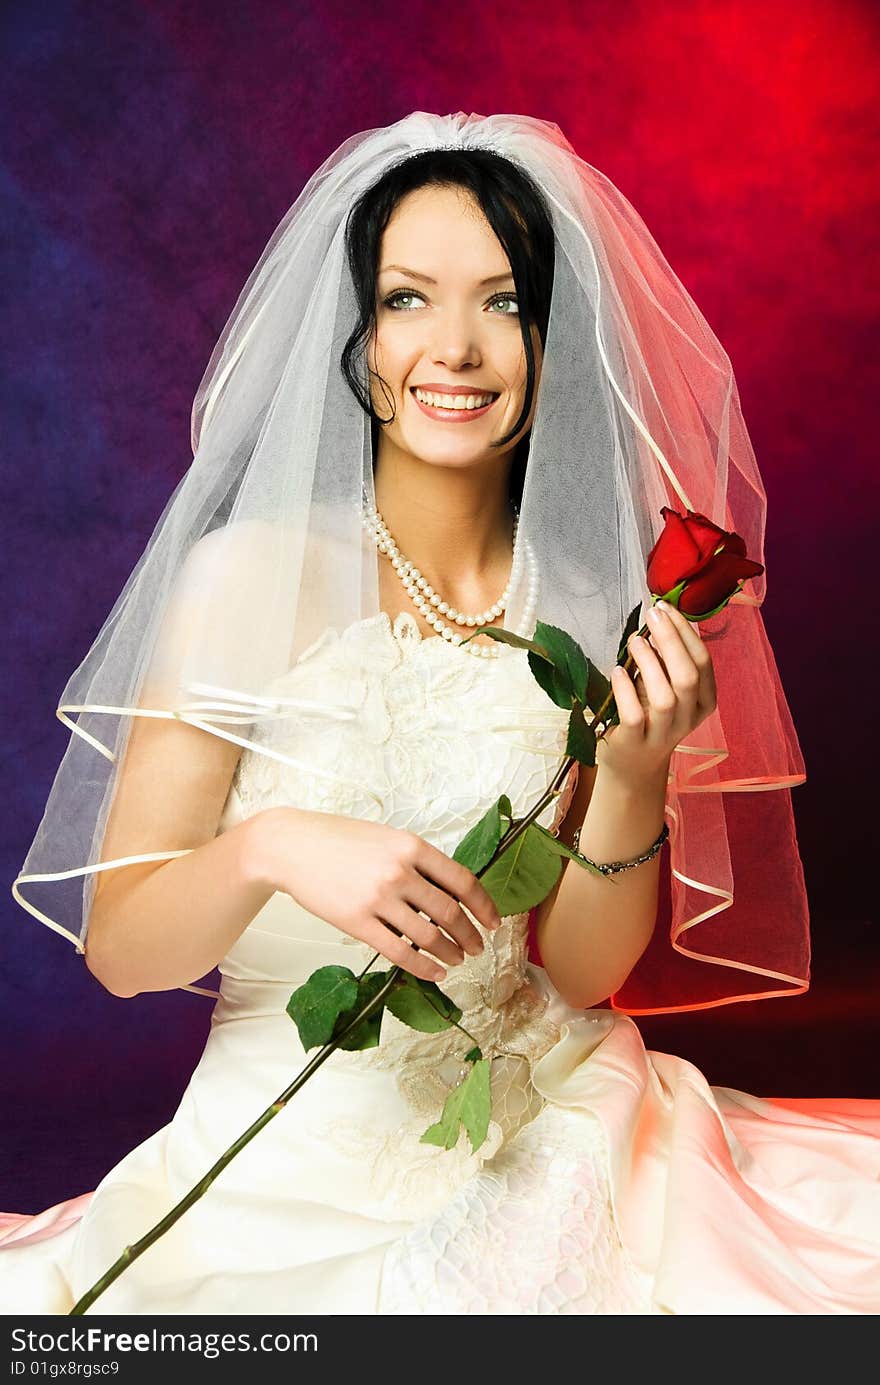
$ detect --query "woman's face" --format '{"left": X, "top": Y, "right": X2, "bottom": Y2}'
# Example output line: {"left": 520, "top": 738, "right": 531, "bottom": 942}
{"left": 367, "top": 183, "right": 542, "bottom": 473}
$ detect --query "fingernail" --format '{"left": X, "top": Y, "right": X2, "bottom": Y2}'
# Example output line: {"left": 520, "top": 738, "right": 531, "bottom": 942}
{"left": 431, "top": 968, "right": 447, "bottom": 982}
{"left": 647, "top": 606, "right": 663, "bottom": 626}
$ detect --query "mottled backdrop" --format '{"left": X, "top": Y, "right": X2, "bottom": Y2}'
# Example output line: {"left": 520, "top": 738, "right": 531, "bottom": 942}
{"left": 2, "top": 0, "right": 878, "bottom": 1209}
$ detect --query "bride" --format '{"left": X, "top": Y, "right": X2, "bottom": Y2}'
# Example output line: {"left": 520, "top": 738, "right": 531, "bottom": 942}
{"left": 3, "top": 112, "right": 879, "bottom": 1316}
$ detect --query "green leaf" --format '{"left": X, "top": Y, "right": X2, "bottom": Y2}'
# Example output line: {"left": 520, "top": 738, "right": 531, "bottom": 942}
{"left": 584, "top": 664, "right": 612, "bottom": 723}
{"left": 532, "top": 822, "right": 611, "bottom": 879}
{"left": 615, "top": 601, "right": 644, "bottom": 666}
{"left": 602, "top": 696, "right": 621, "bottom": 731}
{"left": 333, "top": 970, "right": 391, "bottom": 1051}
{"left": 479, "top": 821, "right": 563, "bottom": 915}
{"left": 566, "top": 706, "right": 598, "bottom": 766}
{"left": 286, "top": 965, "right": 359, "bottom": 1051}
{"left": 463, "top": 1046, "right": 483, "bottom": 1063}
{"left": 420, "top": 1058, "right": 492, "bottom": 1154}
{"left": 386, "top": 974, "right": 462, "bottom": 1033}
{"left": 526, "top": 620, "right": 592, "bottom": 711}
{"left": 460, "top": 625, "right": 556, "bottom": 660}
{"left": 452, "top": 798, "right": 506, "bottom": 874}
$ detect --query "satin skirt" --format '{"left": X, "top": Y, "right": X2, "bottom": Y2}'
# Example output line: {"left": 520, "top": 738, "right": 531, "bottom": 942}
{"left": 3, "top": 904, "right": 880, "bottom": 1315}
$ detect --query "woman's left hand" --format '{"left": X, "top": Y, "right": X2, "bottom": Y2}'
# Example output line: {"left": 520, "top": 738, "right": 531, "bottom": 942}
{"left": 596, "top": 601, "right": 718, "bottom": 784}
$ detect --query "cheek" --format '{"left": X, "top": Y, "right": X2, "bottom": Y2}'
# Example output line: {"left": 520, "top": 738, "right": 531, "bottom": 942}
{"left": 368, "top": 324, "right": 407, "bottom": 385}
{"left": 505, "top": 329, "right": 540, "bottom": 396}
{"left": 514, "top": 321, "right": 539, "bottom": 364}
{"left": 366, "top": 328, "right": 407, "bottom": 419}
{"left": 366, "top": 328, "right": 380, "bottom": 376}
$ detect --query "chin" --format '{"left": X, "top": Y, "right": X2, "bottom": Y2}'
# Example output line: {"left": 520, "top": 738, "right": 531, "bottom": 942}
{"left": 405, "top": 444, "right": 499, "bottom": 471}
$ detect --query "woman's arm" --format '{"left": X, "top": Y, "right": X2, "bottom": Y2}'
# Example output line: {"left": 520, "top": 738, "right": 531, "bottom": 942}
{"left": 84, "top": 714, "right": 281, "bottom": 997}
{"left": 534, "top": 599, "right": 714, "bottom": 1009}
{"left": 84, "top": 525, "right": 308, "bottom": 998}
{"left": 88, "top": 799, "right": 504, "bottom": 998}
{"left": 86, "top": 813, "right": 283, "bottom": 998}
{"left": 534, "top": 758, "right": 668, "bottom": 1011}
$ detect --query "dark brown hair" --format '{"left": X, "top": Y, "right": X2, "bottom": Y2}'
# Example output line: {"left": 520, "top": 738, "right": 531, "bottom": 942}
{"left": 340, "top": 147, "right": 556, "bottom": 508}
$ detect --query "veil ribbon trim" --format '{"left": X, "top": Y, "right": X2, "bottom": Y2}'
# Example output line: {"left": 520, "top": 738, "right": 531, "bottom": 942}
{"left": 11, "top": 111, "right": 810, "bottom": 1013}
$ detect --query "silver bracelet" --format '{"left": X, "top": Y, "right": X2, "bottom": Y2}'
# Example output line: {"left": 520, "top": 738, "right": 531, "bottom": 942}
{"left": 570, "top": 820, "right": 669, "bottom": 876}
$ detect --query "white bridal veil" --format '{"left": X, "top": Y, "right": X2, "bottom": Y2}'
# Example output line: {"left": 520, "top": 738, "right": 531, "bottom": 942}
{"left": 13, "top": 111, "right": 809, "bottom": 1011}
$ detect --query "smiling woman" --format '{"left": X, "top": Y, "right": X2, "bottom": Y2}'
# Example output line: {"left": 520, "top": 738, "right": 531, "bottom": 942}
{"left": 371, "top": 184, "right": 542, "bottom": 634}
{"left": 5, "top": 111, "right": 877, "bottom": 1317}
{"left": 339, "top": 149, "right": 554, "bottom": 643}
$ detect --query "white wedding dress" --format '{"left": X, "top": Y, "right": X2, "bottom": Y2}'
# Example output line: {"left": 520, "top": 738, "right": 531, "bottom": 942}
{"left": 3, "top": 609, "right": 880, "bottom": 1315}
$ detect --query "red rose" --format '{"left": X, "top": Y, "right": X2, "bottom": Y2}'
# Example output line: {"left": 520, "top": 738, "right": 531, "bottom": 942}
{"left": 646, "top": 506, "right": 764, "bottom": 618}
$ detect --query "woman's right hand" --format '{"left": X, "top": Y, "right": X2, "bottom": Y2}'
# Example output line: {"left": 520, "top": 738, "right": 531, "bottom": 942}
{"left": 246, "top": 807, "right": 502, "bottom": 982}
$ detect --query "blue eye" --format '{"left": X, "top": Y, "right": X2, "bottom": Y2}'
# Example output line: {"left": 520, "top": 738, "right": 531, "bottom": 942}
{"left": 382, "top": 289, "right": 519, "bottom": 315}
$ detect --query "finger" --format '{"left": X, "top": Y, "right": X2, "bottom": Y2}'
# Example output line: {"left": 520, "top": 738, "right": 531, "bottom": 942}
{"left": 644, "top": 608, "right": 701, "bottom": 702}
{"left": 364, "top": 920, "right": 448, "bottom": 983}
{"left": 386, "top": 899, "right": 471, "bottom": 968}
{"left": 651, "top": 603, "right": 717, "bottom": 709}
{"left": 627, "top": 633, "right": 676, "bottom": 716}
{"left": 408, "top": 878, "right": 485, "bottom": 957}
{"left": 652, "top": 601, "right": 708, "bottom": 655}
{"left": 610, "top": 662, "right": 646, "bottom": 729}
{"left": 418, "top": 843, "right": 502, "bottom": 931}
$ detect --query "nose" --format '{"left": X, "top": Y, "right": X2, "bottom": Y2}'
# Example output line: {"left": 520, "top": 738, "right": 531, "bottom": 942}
{"left": 429, "top": 306, "right": 482, "bottom": 371}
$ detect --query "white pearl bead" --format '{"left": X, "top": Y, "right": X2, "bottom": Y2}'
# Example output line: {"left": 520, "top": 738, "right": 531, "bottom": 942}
{"left": 363, "top": 494, "right": 535, "bottom": 659}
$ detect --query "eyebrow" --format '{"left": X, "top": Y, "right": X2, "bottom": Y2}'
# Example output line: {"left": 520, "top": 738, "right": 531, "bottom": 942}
{"left": 379, "top": 264, "right": 515, "bottom": 286}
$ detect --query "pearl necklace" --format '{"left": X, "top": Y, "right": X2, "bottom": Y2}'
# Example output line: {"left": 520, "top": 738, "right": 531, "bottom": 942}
{"left": 362, "top": 498, "right": 539, "bottom": 658}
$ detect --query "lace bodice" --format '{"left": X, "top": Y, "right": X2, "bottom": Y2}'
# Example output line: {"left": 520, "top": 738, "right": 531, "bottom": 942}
{"left": 221, "top": 608, "right": 582, "bottom": 1213}
{"left": 232, "top": 607, "right": 578, "bottom": 848}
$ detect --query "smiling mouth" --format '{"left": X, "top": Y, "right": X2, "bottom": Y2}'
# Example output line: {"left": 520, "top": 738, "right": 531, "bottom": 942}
{"left": 409, "top": 387, "right": 500, "bottom": 421}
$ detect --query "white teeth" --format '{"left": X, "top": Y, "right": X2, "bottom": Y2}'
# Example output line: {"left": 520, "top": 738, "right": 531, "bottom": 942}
{"left": 414, "top": 388, "right": 495, "bottom": 411}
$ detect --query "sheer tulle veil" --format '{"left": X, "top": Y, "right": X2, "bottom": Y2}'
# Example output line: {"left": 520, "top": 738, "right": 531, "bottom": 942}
{"left": 12, "top": 110, "right": 809, "bottom": 1011}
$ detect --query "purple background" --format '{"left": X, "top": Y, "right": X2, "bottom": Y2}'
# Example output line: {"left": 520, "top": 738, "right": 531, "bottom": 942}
{"left": 3, "top": 0, "right": 878, "bottom": 1212}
